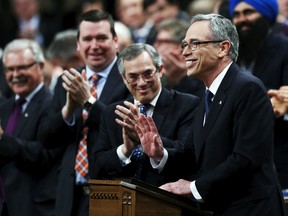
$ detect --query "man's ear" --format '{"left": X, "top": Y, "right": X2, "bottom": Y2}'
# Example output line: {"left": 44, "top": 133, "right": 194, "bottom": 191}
{"left": 218, "top": 40, "right": 231, "bottom": 58}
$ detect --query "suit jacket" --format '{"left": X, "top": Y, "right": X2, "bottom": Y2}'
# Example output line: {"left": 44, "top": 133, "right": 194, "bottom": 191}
{"left": 41, "top": 62, "right": 130, "bottom": 216}
{"left": 92, "top": 88, "right": 199, "bottom": 187}
{"left": 191, "top": 63, "right": 286, "bottom": 215}
{"left": 0, "top": 85, "right": 62, "bottom": 216}
{"left": 239, "top": 33, "right": 288, "bottom": 189}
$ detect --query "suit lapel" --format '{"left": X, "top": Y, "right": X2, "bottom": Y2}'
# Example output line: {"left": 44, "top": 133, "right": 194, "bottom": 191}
{"left": 152, "top": 88, "right": 172, "bottom": 130}
{"left": 99, "top": 63, "right": 122, "bottom": 104}
{"left": 14, "top": 86, "right": 51, "bottom": 135}
{"left": 195, "top": 63, "right": 238, "bottom": 160}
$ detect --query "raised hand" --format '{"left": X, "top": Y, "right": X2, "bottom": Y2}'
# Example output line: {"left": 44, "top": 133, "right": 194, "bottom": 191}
{"left": 62, "top": 68, "right": 91, "bottom": 106}
{"left": 115, "top": 101, "right": 141, "bottom": 156}
{"left": 135, "top": 115, "right": 164, "bottom": 162}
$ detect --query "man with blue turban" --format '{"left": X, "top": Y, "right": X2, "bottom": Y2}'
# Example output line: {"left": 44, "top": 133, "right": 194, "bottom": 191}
{"left": 229, "top": 0, "right": 278, "bottom": 24}
{"left": 230, "top": 0, "right": 288, "bottom": 196}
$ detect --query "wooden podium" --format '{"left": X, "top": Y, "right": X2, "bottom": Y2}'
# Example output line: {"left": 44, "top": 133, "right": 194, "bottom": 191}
{"left": 89, "top": 179, "right": 212, "bottom": 216}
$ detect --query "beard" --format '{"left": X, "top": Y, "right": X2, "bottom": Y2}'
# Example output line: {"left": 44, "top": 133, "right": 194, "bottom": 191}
{"left": 236, "top": 16, "right": 270, "bottom": 45}
{"left": 236, "top": 16, "right": 270, "bottom": 65}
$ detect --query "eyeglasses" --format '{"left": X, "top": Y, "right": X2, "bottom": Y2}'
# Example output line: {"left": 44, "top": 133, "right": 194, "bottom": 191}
{"left": 4, "top": 62, "right": 37, "bottom": 73}
{"left": 125, "top": 69, "right": 157, "bottom": 85}
{"left": 181, "top": 40, "right": 223, "bottom": 51}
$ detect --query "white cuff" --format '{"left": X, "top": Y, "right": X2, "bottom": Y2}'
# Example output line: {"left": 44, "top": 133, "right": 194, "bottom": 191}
{"left": 190, "top": 181, "right": 203, "bottom": 201}
{"left": 150, "top": 148, "right": 168, "bottom": 173}
{"left": 117, "top": 144, "right": 131, "bottom": 166}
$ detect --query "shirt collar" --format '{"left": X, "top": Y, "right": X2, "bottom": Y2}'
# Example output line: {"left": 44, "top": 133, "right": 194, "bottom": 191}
{"left": 15, "top": 82, "right": 44, "bottom": 103}
{"left": 208, "top": 62, "right": 233, "bottom": 96}
{"left": 85, "top": 56, "right": 117, "bottom": 80}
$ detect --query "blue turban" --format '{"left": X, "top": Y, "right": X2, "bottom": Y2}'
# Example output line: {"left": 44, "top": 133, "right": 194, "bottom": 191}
{"left": 229, "top": 0, "right": 279, "bottom": 23}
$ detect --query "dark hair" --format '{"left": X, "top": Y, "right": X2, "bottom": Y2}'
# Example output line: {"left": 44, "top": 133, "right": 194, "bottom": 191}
{"left": 77, "top": 9, "right": 116, "bottom": 39}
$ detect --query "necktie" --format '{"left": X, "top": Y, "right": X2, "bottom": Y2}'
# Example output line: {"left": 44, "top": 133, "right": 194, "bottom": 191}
{"left": 132, "top": 104, "right": 149, "bottom": 179}
{"left": 75, "top": 74, "right": 98, "bottom": 179}
{"left": 5, "top": 98, "right": 26, "bottom": 135}
{"left": 205, "top": 89, "right": 214, "bottom": 116}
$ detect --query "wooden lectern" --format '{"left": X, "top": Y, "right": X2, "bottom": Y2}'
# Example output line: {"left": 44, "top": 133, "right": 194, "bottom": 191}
{"left": 89, "top": 179, "right": 212, "bottom": 216}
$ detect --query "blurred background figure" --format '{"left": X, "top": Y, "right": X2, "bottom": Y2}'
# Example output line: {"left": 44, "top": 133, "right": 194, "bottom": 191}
{"left": 81, "top": 0, "right": 105, "bottom": 14}
{"left": 188, "top": 0, "right": 215, "bottom": 17}
{"left": 213, "top": 0, "right": 231, "bottom": 19}
{"left": 44, "top": 29, "right": 84, "bottom": 94}
{"left": 273, "top": 0, "right": 288, "bottom": 36}
{"left": 0, "top": 0, "right": 61, "bottom": 49}
{"left": 142, "top": 0, "right": 191, "bottom": 46}
{"left": 153, "top": 18, "right": 204, "bottom": 96}
{"left": 143, "top": 0, "right": 191, "bottom": 27}
{"left": 0, "top": 53, "right": 13, "bottom": 100}
{"left": 115, "top": 0, "right": 156, "bottom": 44}
{"left": 114, "top": 21, "right": 133, "bottom": 52}
{"left": 61, "top": 0, "right": 106, "bottom": 31}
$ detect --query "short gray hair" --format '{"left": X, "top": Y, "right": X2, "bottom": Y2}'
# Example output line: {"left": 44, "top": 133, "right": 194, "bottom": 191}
{"left": 117, "top": 43, "right": 162, "bottom": 76}
{"left": 2, "top": 39, "right": 45, "bottom": 65}
{"left": 191, "top": 13, "right": 239, "bottom": 62}
{"left": 46, "top": 29, "right": 78, "bottom": 62}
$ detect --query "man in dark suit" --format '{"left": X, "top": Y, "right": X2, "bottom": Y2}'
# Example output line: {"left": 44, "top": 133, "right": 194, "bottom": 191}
{"left": 229, "top": 0, "right": 288, "bottom": 193}
{"left": 153, "top": 14, "right": 286, "bottom": 215}
{"left": 92, "top": 43, "right": 199, "bottom": 187}
{"left": 41, "top": 9, "right": 130, "bottom": 216}
{"left": 0, "top": 39, "right": 62, "bottom": 216}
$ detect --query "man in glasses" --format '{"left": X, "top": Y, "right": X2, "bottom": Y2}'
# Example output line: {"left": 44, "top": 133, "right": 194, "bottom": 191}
{"left": 91, "top": 43, "right": 199, "bottom": 187}
{"left": 0, "top": 39, "right": 63, "bottom": 216}
{"left": 135, "top": 14, "right": 286, "bottom": 215}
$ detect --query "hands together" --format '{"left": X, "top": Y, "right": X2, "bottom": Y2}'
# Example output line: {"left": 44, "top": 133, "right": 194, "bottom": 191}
{"left": 115, "top": 101, "right": 164, "bottom": 161}
{"left": 61, "top": 69, "right": 93, "bottom": 120}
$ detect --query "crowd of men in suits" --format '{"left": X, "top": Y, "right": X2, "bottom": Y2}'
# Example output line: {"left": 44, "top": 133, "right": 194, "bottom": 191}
{"left": 0, "top": 0, "right": 288, "bottom": 215}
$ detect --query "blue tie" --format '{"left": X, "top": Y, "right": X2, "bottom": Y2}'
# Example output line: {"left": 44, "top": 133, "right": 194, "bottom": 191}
{"left": 132, "top": 104, "right": 149, "bottom": 179}
{"left": 205, "top": 90, "right": 214, "bottom": 115}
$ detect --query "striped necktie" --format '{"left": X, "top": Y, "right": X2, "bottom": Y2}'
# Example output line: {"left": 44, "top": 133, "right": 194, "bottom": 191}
{"left": 75, "top": 74, "right": 98, "bottom": 179}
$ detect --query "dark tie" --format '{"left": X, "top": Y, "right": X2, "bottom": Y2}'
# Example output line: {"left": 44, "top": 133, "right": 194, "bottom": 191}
{"left": 132, "top": 104, "right": 149, "bottom": 179}
{"left": 205, "top": 89, "right": 214, "bottom": 116}
{"left": 5, "top": 98, "right": 26, "bottom": 135}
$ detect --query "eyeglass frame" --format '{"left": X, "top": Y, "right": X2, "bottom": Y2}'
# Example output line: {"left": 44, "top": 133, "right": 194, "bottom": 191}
{"left": 4, "top": 61, "right": 38, "bottom": 73}
{"left": 125, "top": 68, "right": 158, "bottom": 85}
{"left": 181, "top": 40, "right": 223, "bottom": 51}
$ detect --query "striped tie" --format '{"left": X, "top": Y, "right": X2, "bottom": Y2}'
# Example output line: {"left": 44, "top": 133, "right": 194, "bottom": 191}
{"left": 75, "top": 74, "right": 98, "bottom": 178}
